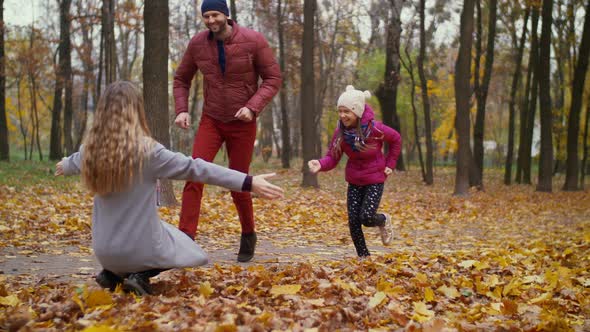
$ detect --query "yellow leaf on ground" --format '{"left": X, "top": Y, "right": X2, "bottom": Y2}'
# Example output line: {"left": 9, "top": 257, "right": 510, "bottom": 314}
{"left": 415, "top": 273, "right": 428, "bottom": 284}
{"left": 484, "top": 275, "right": 501, "bottom": 288}
{"left": 82, "top": 326, "right": 121, "bottom": 332}
{"left": 0, "top": 295, "right": 20, "bottom": 307}
{"left": 412, "top": 301, "right": 434, "bottom": 323}
{"left": 376, "top": 279, "right": 403, "bottom": 296}
{"left": 306, "top": 298, "right": 325, "bottom": 306}
{"left": 424, "top": 287, "right": 435, "bottom": 302}
{"left": 270, "top": 284, "right": 301, "bottom": 297}
{"left": 368, "top": 291, "right": 387, "bottom": 309}
{"left": 529, "top": 292, "right": 553, "bottom": 304}
{"left": 502, "top": 278, "right": 522, "bottom": 297}
{"left": 459, "top": 260, "right": 477, "bottom": 269}
{"left": 522, "top": 275, "right": 543, "bottom": 284}
{"left": 437, "top": 285, "right": 460, "bottom": 299}
{"left": 576, "top": 277, "right": 590, "bottom": 287}
{"left": 474, "top": 261, "right": 490, "bottom": 270}
{"left": 86, "top": 289, "right": 113, "bottom": 309}
{"left": 491, "top": 303, "right": 503, "bottom": 313}
{"left": 214, "top": 323, "right": 237, "bottom": 332}
{"left": 200, "top": 281, "right": 214, "bottom": 298}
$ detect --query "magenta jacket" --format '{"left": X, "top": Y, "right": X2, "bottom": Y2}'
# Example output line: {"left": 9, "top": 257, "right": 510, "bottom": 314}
{"left": 318, "top": 105, "right": 402, "bottom": 186}
{"left": 173, "top": 21, "right": 282, "bottom": 122}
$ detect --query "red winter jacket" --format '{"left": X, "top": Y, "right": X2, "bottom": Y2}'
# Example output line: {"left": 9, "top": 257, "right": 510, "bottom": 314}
{"left": 318, "top": 105, "right": 402, "bottom": 186}
{"left": 173, "top": 21, "right": 282, "bottom": 122}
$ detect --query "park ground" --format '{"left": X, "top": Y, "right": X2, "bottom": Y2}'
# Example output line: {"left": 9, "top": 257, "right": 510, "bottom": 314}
{"left": 0, "top": 160, "right": 589, "bottom": 331}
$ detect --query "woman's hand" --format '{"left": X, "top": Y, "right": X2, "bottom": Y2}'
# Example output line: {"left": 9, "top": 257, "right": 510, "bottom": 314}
{"left": 384, "top": 167, "right": 393, "bottom": 176}
{"left": 307, "top": 160, "right": 321, "bottom": 174}
{"left": 251, "top": 173, "right": 284, "bottom": 199}
{"left": 55, "top": 160, "right": 64, "bottom": 176}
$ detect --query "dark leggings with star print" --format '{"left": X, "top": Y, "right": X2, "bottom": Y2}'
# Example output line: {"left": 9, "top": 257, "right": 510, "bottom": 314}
{"left": 347, "top": 183, "right": 387, "bottom": 257}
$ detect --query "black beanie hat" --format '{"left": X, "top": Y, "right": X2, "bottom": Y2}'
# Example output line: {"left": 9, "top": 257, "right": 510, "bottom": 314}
{"left": 201, "top": 0, "right": 230, "bottom": 17}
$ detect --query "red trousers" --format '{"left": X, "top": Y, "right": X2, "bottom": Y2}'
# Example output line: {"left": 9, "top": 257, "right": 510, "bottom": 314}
{"left": 179, "top": 115, "right": 257, "bottom": 238}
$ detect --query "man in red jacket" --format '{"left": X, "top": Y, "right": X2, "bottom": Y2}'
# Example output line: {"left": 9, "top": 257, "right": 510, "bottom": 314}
{"left": 173, "top": 0, "right": 281, "bottom": 262}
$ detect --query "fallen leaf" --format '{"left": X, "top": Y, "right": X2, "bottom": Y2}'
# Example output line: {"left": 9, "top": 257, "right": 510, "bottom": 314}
{"left": 368, "top": 291, "right": 387, "bottom": 309}
{"left": 270, "top": 284, "right": 301, "bottom": 297}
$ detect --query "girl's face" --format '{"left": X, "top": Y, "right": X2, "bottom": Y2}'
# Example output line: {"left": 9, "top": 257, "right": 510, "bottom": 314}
{"left": 338, "top": 106, "right": 359, "bottom": 127}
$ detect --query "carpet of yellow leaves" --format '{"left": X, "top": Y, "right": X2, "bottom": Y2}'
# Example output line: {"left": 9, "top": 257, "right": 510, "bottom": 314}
{"left": 0, "top": 168, "right": 589, "bottom": 331}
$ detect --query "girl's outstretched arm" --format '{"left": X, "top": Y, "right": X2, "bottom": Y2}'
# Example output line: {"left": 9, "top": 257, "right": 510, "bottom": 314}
{"left": 150, "top": 143, "right": 283, "bottom": 198}
{"left": 55, "top": 152, "right": 82, "bottom": 176}
{"left": 252, "top": 173, "right": 284, "bottom": 199}
{"left": 317, "top": 129, "right": 342, "bottom": 172}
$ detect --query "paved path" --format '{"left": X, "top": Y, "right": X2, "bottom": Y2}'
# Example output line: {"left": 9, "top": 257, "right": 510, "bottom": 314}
{"left": 0, "top": 238, "right": 391, "bottom": 283}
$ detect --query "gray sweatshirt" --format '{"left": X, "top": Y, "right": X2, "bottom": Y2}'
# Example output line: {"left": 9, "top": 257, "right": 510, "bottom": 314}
{"left": 62, "top": 143, "right": 248, "bottom": 276}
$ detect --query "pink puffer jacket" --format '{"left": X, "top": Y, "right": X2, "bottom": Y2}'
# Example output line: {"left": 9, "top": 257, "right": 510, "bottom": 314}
{"left": 173, "top": 21, "right": 282, "bottom": 122}
{"left": 318, "top": 105, "right": 402, "bottom": 186}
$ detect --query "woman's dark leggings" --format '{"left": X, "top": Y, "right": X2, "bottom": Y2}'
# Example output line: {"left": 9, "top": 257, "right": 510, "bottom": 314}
{"left": 347, "top": 183, "right": 386, "bottom": 257}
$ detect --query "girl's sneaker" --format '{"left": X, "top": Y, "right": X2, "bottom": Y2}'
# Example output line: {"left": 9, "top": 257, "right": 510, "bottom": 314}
{"left": 95, "top": 269, "right": 123, "bottom": 291}
{"left": 379, "top": 213, "right": 394, "bottom": 245}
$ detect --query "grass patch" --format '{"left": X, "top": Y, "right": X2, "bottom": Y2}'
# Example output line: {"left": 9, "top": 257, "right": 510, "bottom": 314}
{"left": 0, "top": 160, "right": 78, "bottom": 189}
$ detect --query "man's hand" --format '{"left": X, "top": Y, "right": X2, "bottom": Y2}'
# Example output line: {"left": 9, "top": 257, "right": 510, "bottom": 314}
{"left": 308, "top": 160, "right": 321, "bottom": 174}
{"left": 175, "top": 112, "right": 191, "bottom": 129}
{"left": 251, "top": 173, "right": 284, "bottom": 199}
{"left": 235, "top": 107, "right": 254, "bottom": 122}
{"left": 384, "top": 167, "right": 393, "bottom": 176}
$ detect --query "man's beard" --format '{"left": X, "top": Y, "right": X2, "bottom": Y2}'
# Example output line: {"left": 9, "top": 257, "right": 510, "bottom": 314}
{"left": 211, "top": 20, "right": 228, "bottom": 34}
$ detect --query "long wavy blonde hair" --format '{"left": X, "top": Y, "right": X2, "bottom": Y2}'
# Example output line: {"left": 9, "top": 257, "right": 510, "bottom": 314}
{"left": 82, "top": 81, "right": 154, "bottom": 195}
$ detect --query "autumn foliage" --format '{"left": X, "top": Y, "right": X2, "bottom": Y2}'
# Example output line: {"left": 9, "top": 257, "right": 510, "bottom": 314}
{"left": 0, "top": 166, "right": 588, "bottom": 330}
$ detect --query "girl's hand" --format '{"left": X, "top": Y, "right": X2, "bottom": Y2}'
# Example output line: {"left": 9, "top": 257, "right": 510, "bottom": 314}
{"left": 55, "top": 160, "right": 64, "bottom": 176}
{"left": 308, "top": 160, "right": 321, "bottom": 174}
{"left": 384, "top": 167, "right": 393, "bottom": 176}
{"left": 252, "top": 173, "right": 284, "bottom": 199}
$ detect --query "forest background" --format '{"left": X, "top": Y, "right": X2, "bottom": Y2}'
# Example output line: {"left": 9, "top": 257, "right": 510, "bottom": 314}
{"left": 0, "top": 0, "right": 589, "bottom": 193}
{"left": 0, "top": 0, "right": 589, "bottom": 330}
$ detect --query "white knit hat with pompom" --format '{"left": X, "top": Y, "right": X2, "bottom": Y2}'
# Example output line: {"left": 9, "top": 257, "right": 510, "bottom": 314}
{"left": 337, "top": 85, "right": 371, "bottom": 118}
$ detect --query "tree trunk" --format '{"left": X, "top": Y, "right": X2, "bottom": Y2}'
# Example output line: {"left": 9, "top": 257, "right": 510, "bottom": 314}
{"left": 96, "top": 10, "right": 105, "bottom": 100}
{"left": 300, "top": 0, "right": 318, "bottom": 187}
{"left": 28, "top": 64, "right": 42, "bottom": 161}
{"left": 102, "top": 0, "right": 116, "bottom": 85}
{"left": 59, "top": 0, "right": 74, "bottom": 156}
{"left": 229, "top": 0, "right": 237, "bottom": 21}
{"left": 0, "top": 0, "right": 7, "bottom": 161}
{"left": 469, "top": 0, "right": 482, "bottom": 187}
{"left": 418, "top": 0, "right": 434, "bottom": 185}
{"left": 16, "top": 80, "right": 28, "bottom": 160}
{"left": 536, "top": 0, "right": 554, "bottom": 192}
{"left": 376, "top": 0, "right": 405, "bottom": 171}
{"left": 49, "top": 23, "right": 64, "bottom": 161}
{"left": 144, "top": 0, "right": 176, "bottom": 205}
{"left": 552, "top": 1, "right": 568, "bottom": 176}
{"left": 505, "top": 8, "right": 529, "bottom": 185}
{"left": 260, "top": 105, "right": 273, "bottom": 162}
{"left": 563, "top": 0, "right": 590, "bottom": 191}
{"left": 581, "top": 102, "right": 590, "bottom": 189}
{"left": 277, "top": 0, "right": 290, "bottom": 168}
{"left": 75, "top": 15, "right": 95, "bottom": 151}
{"left": 400, "top": 36, "right": 426, "bottom": 182}
{"left": 516, "top": 5, "right": 533, "bottom": 183}
{"left": 522, "top": 7, "right": 540, "bottom": 185}
{"left": 454, "top": 0, "right": 475, "bottom": 196}
{"left": 472, "top": 0, "right": 497, "bottom": 189}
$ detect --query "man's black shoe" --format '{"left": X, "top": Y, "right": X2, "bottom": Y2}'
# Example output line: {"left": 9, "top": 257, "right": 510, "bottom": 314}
{"left": 237, "top": 232, "right": 257, "bottom": 262}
